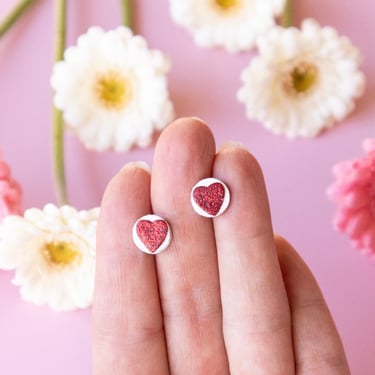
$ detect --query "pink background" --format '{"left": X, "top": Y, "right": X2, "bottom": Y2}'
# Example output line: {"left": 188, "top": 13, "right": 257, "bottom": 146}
{"left": 1, "top": 0, "right": 375, "bottom": 373}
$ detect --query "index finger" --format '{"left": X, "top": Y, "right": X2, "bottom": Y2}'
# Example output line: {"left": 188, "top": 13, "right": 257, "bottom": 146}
{"left": 93, "top": 164, "right": 169, "bottom": 374}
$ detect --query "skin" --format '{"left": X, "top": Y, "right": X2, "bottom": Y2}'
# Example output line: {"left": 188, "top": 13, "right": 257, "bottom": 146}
{"left": 92, "top": 117, "right": 351, "bottom": 375}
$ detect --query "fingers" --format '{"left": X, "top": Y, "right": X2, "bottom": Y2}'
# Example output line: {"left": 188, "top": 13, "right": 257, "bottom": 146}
{"left": 213, "top": 144, "right": 295, "bottom": 374}
{"left": 94, "top": 118, "right": 349, "bottom": 375}
{"left": 275, "top": 236, "right": 351, "bottom": 375}
{"left": 151, "top": 118, "right": 229, "bottom": 374}
{"left": 93, "top": 164, "right": 169, "bottom": 375}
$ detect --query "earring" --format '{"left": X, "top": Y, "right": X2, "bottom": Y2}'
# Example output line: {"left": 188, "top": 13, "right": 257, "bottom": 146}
{"left": 191, "top": 177, "right": 230, "bottom": 218}
{"left": 133, "top": 214, "right": 172, "bottom": 254}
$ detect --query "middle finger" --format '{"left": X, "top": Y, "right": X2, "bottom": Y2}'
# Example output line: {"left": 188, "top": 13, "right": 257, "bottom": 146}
{"left": 151, "top": 118, "right": 229, "bottom": 374}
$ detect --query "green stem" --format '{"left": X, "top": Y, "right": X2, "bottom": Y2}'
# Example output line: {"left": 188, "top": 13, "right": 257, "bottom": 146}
{"left": 281, "top": 0, "right": 293, "bottom": 28}
{"left": 0, "top": 0, "right": 37, "bottom": 38}
{"left": 121, "top": 0, "right": 132, "bottom": 29}
{"left": 52, "top": 0, "right": 68, "bottom": 205}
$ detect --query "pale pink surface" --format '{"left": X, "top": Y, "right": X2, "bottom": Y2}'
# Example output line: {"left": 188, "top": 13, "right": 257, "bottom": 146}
{"left": 0, "top": 0, "right": 375, "bottom": 374}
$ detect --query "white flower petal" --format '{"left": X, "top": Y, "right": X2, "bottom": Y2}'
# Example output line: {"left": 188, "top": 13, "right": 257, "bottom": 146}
{"left": 0, "top": 204, "right": 99, "bottom": 311}
{"left": 170, "top": 0, "right": 285, "bottom": 52}
{"left": 51, "top": 26, "right": 174, "bottom": 152}
{"left": 238, "top": 19, "right": 365, "bottom": 138}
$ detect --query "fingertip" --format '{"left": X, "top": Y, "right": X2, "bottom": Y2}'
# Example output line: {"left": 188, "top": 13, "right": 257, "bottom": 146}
{"left": 101, "top": 162, "right": 151, "bottom": 207}
{"left": 97, "top": 161, "right": 152, "bottom": 257}
{"left": 274, "top": 235, "right": 326, "bottom": 314}
{"left": 152, "top": 117, "right": 217, "bottom": 211}
{"left": 214, "top": 144, "right": 270, "bottom": 230}
{"left": 218, "top": 141, "right": 247, "bottom": 152}
{"left": 274, "top": 234, "right": 311, "bottom": 277}
{"left": 216, "top": 142, "right": 265, "bottom": 183}
{"left": 120, "top": 161, "right": 151, "bottom": 173}
{"left": 274, "top": 234, "right": 304, "bottom": 279}
{"left": 156, "top": 116, "right": 216, "bottom": 156}
{"left": 170, "top": 116, "right": 210, "bottom": 129}
{"left": 274, "top": 234, "right": 295, "bottom": 256}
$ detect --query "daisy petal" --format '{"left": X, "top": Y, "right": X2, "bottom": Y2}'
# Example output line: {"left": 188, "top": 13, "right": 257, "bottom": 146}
{"left": 169, "top": 0, "right": 285, "bottom": 52}
{"left": 51, "top": 26, "right": 174, "bottom": 152}
{"left": 0, "top": 204, "right": 99, "bottom": 311}
{"left": 238, "top": 19, "right": 365, "bottom": 138}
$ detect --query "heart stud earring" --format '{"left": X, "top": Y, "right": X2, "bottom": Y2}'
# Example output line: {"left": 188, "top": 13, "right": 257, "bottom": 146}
{"left": 191, "top": 177, "right": 230, "bottom": 218}
{"left": 133, "top": 214, "right": 172, "bottom": 254}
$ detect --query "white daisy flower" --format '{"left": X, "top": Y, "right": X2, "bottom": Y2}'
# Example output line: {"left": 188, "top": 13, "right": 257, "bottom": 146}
{"left": 169, "top": 0, "right": 285, "bottom": 52}
{"left": 51, "top": 26, "right": 174, "bottom": 152}
{"left": 238, "top": 19, "right": 366, "bottom": 138}
{"left": 0, "top": 204, "right": 99, "bottom": 311}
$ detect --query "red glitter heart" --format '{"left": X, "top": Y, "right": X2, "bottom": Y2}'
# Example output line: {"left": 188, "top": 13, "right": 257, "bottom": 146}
{"left": 193, "top": 182, "right": 225, "bottom": 216}
{"left": 136, "top": 220, "right": 168, "bottom": 253}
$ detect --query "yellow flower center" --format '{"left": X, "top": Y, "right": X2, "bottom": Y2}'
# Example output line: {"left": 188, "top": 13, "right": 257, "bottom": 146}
{"left": 42, "top": 241, "right": 81, "bottom": 267}
{"left": 212, "top": 0, "right": 243, "bottom": 14}
{"left": 284, "top": 62, "right": 319, "bottom": 96}
{"left": 95, "top": 70, "right": 132, "bottom": 110}
{"left": 214, "top": 0, "right": 239, "bottom": 10}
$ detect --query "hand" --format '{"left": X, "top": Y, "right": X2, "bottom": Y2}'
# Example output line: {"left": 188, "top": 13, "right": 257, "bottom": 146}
{"left": 92, "top": 118, "right": 351, "bottom": 374}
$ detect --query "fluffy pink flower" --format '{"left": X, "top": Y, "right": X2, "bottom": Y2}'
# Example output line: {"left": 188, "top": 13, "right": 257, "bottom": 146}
{"left": 0, "top": 154, "right": 22, "bottom": 220}
{"left": 327, "top": 139, "right": 375, "bottom": 254}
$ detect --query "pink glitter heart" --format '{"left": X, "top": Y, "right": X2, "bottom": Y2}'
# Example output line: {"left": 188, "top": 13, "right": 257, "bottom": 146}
{"left": 136, "top": 220, "right": 168, "bottom": 253}
{"left": 193, "top": 182, "right": 225, "bottom": 216}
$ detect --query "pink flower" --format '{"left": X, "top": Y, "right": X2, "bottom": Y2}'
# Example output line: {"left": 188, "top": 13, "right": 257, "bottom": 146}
{"left": 327, "top": 139, "right": 375, "bottom": 254}
{"left": 0, "top": 154, "right": 22, "bottom": 220}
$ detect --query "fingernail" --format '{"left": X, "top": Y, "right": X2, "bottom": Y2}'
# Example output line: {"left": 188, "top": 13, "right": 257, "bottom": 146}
{"left": 219, "top": 141, "right": 247, "bottom": 151}
{"left": 191, "top": 116, "right": 207, "bottom": 125}
{"left": 121, "top": 161, "right": 150, "bottom": 173}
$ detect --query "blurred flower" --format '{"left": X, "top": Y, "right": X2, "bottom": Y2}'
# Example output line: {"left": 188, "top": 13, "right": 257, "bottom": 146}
{"left": 0, "top": 204, "right": 99, "bottom": 311}
{"left": 0, "top": 153, "right": 22, "bottom": 220}
{"left": 169, "top": 0, "right": 285, "bottom": 52}
{"left": 238, "top": 19, "right": 365, "bottom": 138}
{"left": 327, "top": 139, "right": 375, "bottom": 255}
{"left": 51, "top": 26, "right": 174, "bottom": 152}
